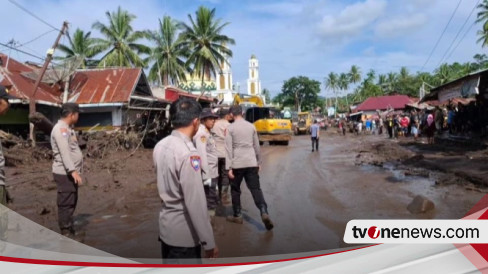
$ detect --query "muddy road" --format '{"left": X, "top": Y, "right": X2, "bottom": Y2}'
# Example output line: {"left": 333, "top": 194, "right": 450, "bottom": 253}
{"left": 5, "top": 132, "right": 485, "bottom": 259}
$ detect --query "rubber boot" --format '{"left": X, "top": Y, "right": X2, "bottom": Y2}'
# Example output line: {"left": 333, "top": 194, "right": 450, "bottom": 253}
{"left": 260, "top": 206, "right": 274, "bottom": 231}
{"left": 226, "top": 206, "right": 243, "bottom": 224}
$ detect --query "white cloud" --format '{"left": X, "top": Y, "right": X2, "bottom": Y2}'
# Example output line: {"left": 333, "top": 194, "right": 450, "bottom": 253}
{"left": 375, "top": 14, "right": 428, "bottom": 38}
{"left": 317, "top": 0, "right": 387, "bottom": 41}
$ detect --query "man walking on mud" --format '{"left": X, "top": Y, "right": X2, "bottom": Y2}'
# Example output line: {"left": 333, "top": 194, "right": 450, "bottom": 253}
{"left": 50, "top": 103, "right": 83, "bottom": 238}
{"left": 193, "top": 108, "right": 220, "bottom": 220}
{"left": 153, "top": 98, "right": 218, "bottom": 263}
{"left": 225, "top": 105, "right": 274, "bottom": 230}
{"left": 310, "top": 119, "right": 320, "bottom": 152}
{"left": 212, "top": 109, "right": 232, "bottom": 204}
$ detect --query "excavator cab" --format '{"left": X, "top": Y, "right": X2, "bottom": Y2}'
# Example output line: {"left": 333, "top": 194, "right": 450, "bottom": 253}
{"left": 232, "top": 94, "right": 292, "bottom": 146}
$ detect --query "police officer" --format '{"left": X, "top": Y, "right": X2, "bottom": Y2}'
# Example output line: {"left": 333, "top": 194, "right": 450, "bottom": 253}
{"left": 225, "top": 105, "right": 274, "bottom": 230}
{"left": 193, "top": 108, "right": 219, "bottom": 218}
{"left": 0, "top": 86, "right": 14, "bottom": 207}
{"left": 212, "top": 109, "right": 232, "bottom": 204}
{"left": 153, "top": 98, "right": 218, "bottom": 263}
{"left": 50, "top": 103, "right": 83, "bottom": 237}
{"left": 310, "top": 119, "right": 320, "bottom": 152}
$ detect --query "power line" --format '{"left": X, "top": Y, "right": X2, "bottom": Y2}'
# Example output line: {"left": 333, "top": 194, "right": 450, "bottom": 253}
{"left": 7, "top": 0, "right": 60, "bottom": 31}
{"left": 18, "top": 29, "right": 57, "bottom": 47}
{"left": 446, "top": 21, "right": 477, "bottom": 61}
{"left": 437, "top": 0, "right": 480, "bottom": 66}
{"left": 0, "top": 42, "right": 45, "bottom": 61}
{"left": 421, "top": 0, "right": 463, "bottom": 71}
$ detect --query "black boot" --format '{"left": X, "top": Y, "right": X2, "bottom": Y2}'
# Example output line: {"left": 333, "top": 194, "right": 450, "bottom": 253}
{"left": 226, "top": 206, "right": 243, "bottom": 224}
{"left": 259, "top": 206, "right": 274, "bottom": 231}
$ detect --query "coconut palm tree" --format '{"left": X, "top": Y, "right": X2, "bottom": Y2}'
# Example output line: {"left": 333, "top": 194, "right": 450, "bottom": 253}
{"left": 377, "top": 74, "right": 387, "bottom": 90}
{"left": 477, "top": 1, "right": 488, "bottom": 47}
{"left": 339, "top": 73, "right": 350, "bottom": 107}
{"left": 434, "top": 64, "right": 453, "bottom": 85}
{"left": 92, "top": 6, "right": 150, "bottom": 67}
{"left": 366, "top": 69, "right": 376, "bottom": 83}
{"left": 399, "top": 67, "right": 410, "bottom": 82}
{"left": 386, "top": 72, "right": 397, "bottom": 93}
{"left": 477, "top": 25, "right": 488, "bottom": 48}
{"left": 477, "top": 0, "right": 488, "bottom": 26}
{"left": 57, "top": 28, "right": 104, "bottom": 68}
{"left": 146, "top": 16, "right": 189, "bottom": 86}
{"left": 349, "top": 65, "right": 361, "bottom": 84}
{"left": 179, "top": 6, "right": 235, "bottom": 97}
{"left": 325, "top": 72, "right": 339, "bottom": 116}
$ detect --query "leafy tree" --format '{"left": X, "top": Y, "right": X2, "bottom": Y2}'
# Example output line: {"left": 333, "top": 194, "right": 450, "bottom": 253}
{"left": 92, "top": 6, "right": 150, "bottom": 67}
{"left": 262, "top": 88, "right": 271, "bottom": 103}
{"left": 272, "top": 92, "right": 294, "bottom": 107}
{"left": 279, "top": 76, "right": 320, "bottom": 112}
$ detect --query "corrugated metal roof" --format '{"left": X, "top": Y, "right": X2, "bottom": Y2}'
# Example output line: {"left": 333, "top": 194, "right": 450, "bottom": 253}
{"left": 69, "top": 68, "right": 142, "bottom": 104}
{"left": 357, "top": 95, "right": 415, "bottom": 111}
{"left": 0, "top": 54, "right": 63, "bottom": 103}
{"left": 159, "top": 86, "right": 215, "bottom": 103}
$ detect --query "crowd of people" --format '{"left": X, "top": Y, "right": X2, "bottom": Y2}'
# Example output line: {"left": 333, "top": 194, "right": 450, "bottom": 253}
{"left": 340, "top": 99, "right": 488, "bottom": 144}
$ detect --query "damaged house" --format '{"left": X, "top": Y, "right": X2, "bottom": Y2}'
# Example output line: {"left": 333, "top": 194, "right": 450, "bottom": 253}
{"left": 0, "top": 54, "right": 169, "bottom": 138}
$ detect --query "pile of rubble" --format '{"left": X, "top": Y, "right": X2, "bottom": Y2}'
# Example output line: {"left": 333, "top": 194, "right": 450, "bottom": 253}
{"left": 0, "top": 130, "right": 53, "bottom": 167}
{"left": 83, "top": 130, "right": 142, "bottom": 159}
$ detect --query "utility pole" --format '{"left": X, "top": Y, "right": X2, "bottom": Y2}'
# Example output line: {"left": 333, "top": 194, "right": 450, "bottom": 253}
{"left": 29, "top": 21, "right": 68, "bottom": 146}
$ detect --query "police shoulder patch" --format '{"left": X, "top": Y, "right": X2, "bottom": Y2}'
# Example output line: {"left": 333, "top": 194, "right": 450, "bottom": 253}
{"left": 60, "top": 128, "right": 69, "bottom": 138}
{"left": 200, "top": 136, "right": 206, "bottom": 143}
{"left": 190, "top": 156, "right": 201, "bottom": 171}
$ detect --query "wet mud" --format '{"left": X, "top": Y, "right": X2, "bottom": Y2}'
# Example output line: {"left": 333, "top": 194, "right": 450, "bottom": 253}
{"left": 3, "top": 130, "right": 486, "bottom": 259}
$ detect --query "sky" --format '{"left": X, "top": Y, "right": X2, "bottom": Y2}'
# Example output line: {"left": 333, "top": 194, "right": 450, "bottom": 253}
{"left": 0, "top": 0, "right": 484, "bottom": 98}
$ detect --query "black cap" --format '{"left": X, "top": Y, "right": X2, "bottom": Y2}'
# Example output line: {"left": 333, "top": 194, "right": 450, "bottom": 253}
{"left": 200, "top": 108, "right": 218, "bottom": 119}
{"left": 0, "top": 85, "right": 16, "bottom": 101}
{"left": 61, "top": 102, "right": 80, "bottom": 116}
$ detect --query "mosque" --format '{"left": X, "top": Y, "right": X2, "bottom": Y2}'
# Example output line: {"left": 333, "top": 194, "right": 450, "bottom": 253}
{"left": 178, "top": 54, "right": 263, "bottom": 104}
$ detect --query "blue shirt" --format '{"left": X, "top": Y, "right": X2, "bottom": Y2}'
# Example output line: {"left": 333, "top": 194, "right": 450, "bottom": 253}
{"left": 310, "top": 124, "right": 320, "bottom": 137}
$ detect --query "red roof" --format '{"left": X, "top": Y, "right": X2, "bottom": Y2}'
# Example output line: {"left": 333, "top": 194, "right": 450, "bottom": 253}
{"left": 357, "top": 95, "right": 414, "bottom": 111}
{"left": 0, "top": 54, "right": 63, "bottom": 103}
{"left": 164, "top": 86, "right": 215, "bottom": 103}
{"left": 69, "top": 68, "right": 143, "bottom": 104}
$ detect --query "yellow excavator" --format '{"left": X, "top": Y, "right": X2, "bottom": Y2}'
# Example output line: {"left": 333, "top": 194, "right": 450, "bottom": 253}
{"left": 233, "top": 94, "right": 292, "bottom": 146}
